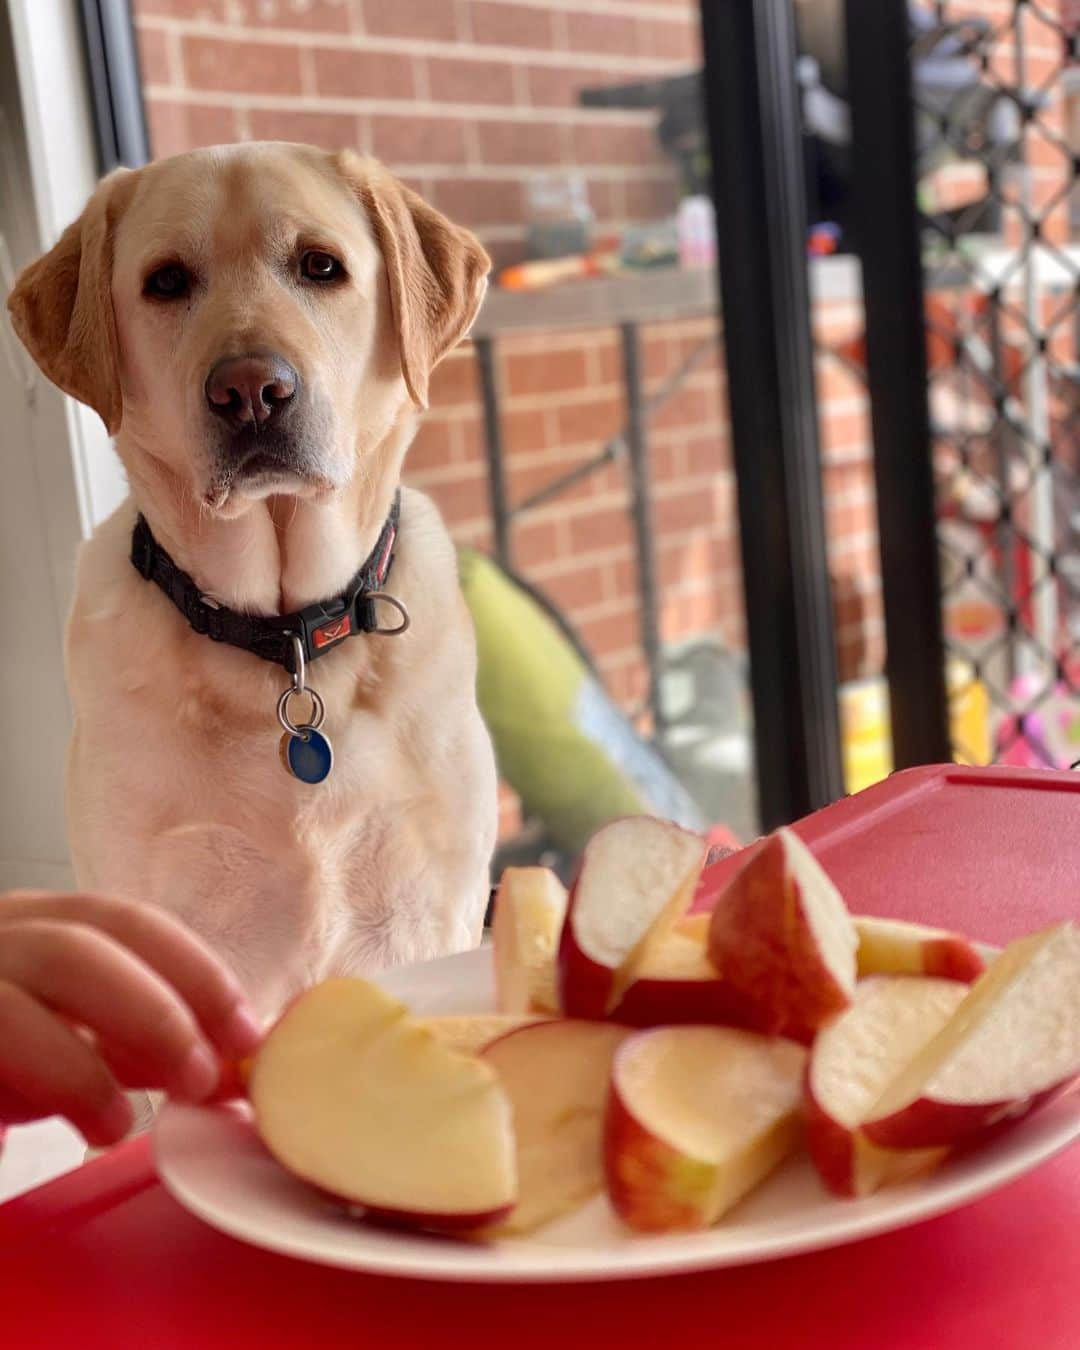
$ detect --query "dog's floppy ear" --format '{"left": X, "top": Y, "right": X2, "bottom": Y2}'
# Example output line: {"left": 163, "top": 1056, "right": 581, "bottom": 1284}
{"left": 6, "top": 168, "right": 134, "bottom": 433}
{"left": 338, "top": 153, "right": 490, "bottom": 409}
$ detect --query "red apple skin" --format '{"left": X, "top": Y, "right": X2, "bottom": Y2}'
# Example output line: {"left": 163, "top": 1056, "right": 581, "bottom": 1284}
{"left": 863, "top": 1078, "right": 1074, "bottom": 1151}
{"left": 925, "top": 938, "right": 986, "bottom": 983}
{"left": 803, "top": 1068, "right": 858, "bottom": 1198}
{"left": 558, "top": 919, "right": 621, "bottom": 1020}
{"left": 357, "top": 1199, "right": 516, "bottom": 1235}
{"left": 706, "top": 835, "right": 854, "bottom": 1044}
{"left": 604, "top": 1075, "right": 715, "bottom": 1233}
{"left": 611, "top": 976, "right": 762, "bottom": 1030}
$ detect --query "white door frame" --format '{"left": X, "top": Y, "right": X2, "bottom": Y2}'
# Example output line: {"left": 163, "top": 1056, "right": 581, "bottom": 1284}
{"left": 1, "top": 0, "right": 127, "bottom": 890}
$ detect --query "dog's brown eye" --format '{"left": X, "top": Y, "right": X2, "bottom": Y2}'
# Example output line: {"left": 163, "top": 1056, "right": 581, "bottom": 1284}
{"left": 301, "top": 250, "right": 343, "bottom": 282}
{"left": 144, "top": 264, "right": 191, "bottom": 300}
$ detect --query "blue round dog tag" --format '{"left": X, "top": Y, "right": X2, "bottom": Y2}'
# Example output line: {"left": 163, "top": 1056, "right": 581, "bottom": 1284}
{"left": 280, "top": 726, "right": 333, "bottom": 784}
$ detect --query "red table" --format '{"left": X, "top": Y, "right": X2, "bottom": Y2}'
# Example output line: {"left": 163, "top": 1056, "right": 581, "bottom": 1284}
{"left": 2, "top": 766, "right": 1078, "bottom": 1350}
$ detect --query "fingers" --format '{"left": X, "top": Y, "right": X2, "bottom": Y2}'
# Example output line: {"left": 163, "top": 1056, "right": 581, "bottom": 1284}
{"left": 0, "top": 920, "right": 223, "bottom": 1103}
{"left": 0, "top": 980, "right": 133, "bottom": 1145}
{"left": 0, "top": 892, "right": 261, "bottom": 1056}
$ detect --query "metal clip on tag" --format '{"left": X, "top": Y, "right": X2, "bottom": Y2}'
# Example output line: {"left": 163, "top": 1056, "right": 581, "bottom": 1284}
{"left": 277, "top": 634, "right": 333, "bottom": 784}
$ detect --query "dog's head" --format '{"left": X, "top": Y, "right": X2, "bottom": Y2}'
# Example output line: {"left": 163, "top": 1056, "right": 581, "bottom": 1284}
{"left": 7, "top": 145, "right": 488, "bottom": 514}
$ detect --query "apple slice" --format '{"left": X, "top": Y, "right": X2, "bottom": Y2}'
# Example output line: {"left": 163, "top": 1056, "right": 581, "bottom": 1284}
{"left": 855, "top": 916, "right": 985, "bottom": 983}
{"left": 805, "top": 976, "right": 969, "bottom": 1196}
{"left": 864, "top": 922, "right": 1080, "bottom": 1150}
{"left": 606, "top": 1026, "right": 806, "bottom": 1232}
{"left": 249, "top": 978, "right": 516, "bottom": 1231}
{"left": 492, "top": 867, "right": 567, "bottom": 1015}
{"left": 559, "top": 817, "right": 707, "bottom": 1018}
{"left": 416, "top": 1013, "right": 548, "bottom": 1054}
{"left": 706, "top": 828, "right": 857, "bottom": 1042}
{"left": 611, "top": 931, "right": 760, "bottom": 1029}
{"left": 674, "top": 912, "right": 710, "bottom": 943}
{"left": 482, "top": 1019, "right": 630, "bottom": 1234}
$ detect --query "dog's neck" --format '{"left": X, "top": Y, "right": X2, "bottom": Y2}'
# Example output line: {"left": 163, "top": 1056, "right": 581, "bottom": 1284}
{"left": 122, "top": 419, "right": 412, "bottom": 616}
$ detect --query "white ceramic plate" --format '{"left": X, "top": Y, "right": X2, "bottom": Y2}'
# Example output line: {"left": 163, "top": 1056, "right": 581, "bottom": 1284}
{"left": 155, "top": 947, "right": 1080, "bottom": 1283}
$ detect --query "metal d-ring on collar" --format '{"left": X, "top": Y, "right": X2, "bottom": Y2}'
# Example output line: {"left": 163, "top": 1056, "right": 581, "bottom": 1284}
{"left": 277, "top": 633, "right": 326, "bottom": 741}
{"left": 366, "top": 591, "right": 411, "bottom": 636}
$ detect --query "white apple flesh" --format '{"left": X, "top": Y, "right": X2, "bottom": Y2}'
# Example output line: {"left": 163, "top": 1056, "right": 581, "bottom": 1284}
{"left": 492, "top": 867, "right": 567, "bottom": 1015}
{"left": 865, "top": 922, "right": 1080, "bottom": 1149}
{"left": 559, "top": 817, "right": 706, "bottom": 1018}
{"left": 854, "top": 916, "right": 985, "bottom": 983}
{"left": 249, "top": 978, "right": 517, "bottom": 1232}
{"left": 805, "top": 976, "right": 969, "bottom": 1197}
{"left": 707, "top": 828, "right": 857, "bottom": 1042}
{"left": 605, "top": 1026, "right": 806, "bottom": 1232}
{"left": 482, "top": 1019, "right": 630, "bottom": 1233}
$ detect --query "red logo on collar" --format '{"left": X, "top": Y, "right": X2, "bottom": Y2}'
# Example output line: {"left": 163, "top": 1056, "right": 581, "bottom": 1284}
{"left": 313, "top": 616, "right": 352, "bottom": 649}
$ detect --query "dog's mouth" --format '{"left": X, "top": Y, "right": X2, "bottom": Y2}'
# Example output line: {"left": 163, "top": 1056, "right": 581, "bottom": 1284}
{"left": 205, "top": 430, "right": 333, "bottom": 509}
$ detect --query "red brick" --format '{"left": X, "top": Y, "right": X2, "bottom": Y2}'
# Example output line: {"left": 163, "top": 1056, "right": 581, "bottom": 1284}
{"left": 684, "top": 433, "right": 729, "bottom": 476}
{"left": 404, "top": 419, "right": 456, "bottom": 477}
{"left": 512, "top": 518, "right": 560, "bottom": 568}
{"left": 475, "top": 119, "right": 566, "bottom": 166}
{"left": 556, "top": 396, "right": 620, "bottom": 447}
{"left": 569, "top": 505, "right": 631, "bottom": 553}
{"left": 471, "top": 2, "right": 554, "bottom": 48}
{"left": 525, "top": 63, "right": 618, "bottom": 108}
{"left": 137, "top": 26, "right": 172, "bottom": 86}
{"left": 537, "top": 563, "right": 608, "bottom": 613}
{"left": 431, "top": 178, "right": 524, "bottom": 229}
{"left": 424, "top": 471, "right": 490, "bottom": 528}
{"left": 363, "top": 0, "right": 456, "bottom": 41}
{"left": 136, "top": 0, "right": 223, "bottom": 15}
{"left": 246, "top": 108, "right": 363, "bottom": 148}
{"left": 821, "top": 407, "right": 872, "bottom": 452}
{"left": 623, "top": 175, "right": 679, "bottom": 222}
{"left": 428, "top": 352, "right": 480, "bottom": 408}
{"left": 655, "top": 484, "right": 720, "bottom": 533}
{"left": 603, "top": 657, "right": 650, "bottom": 712}
{"left": 578, "top": 606, "right": 640, "bottom": 659}
{"left": 652, "top": 385, "right": 710, "bottom": 431}
{"left": 509, "top": 458, "right": 595, "bottom": 508}
{"left": 228, "top": 0, "right": 350, "bottom": 30}
{"left": 371, "top": 114, "right": 468, "bottom": 165}
{"left": 428, "top": 56, "right": 517, "bottom": 106}
{"left": 637, "top": 18, "right": 701, "bottom": 63}
{"left": 502, "top": 408, "right": 549, "bottom": 453}
{"left": 570, "top": 120, "right": 662, "bottom": 168}
{"left": 182, "top": 36, "right": 302, "bottom": 94}
{"left": 146, "top": 99, "right": 239, "bottom": 156}
{"left": 588, "top": 179, "right": 622, "bottom": 224}
{"left": 313, "top": 47, "right": 416, "bottom": 99}
{"left": 505, "top": 347, "right": 588, "bottom": 396}
{"left": 566, "top": 11, "right": 639, "bottom": 57}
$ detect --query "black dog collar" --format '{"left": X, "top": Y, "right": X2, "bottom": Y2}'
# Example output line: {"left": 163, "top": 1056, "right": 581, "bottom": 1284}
{"left": 130, "top": 492, "right": 403, "bottom": 674}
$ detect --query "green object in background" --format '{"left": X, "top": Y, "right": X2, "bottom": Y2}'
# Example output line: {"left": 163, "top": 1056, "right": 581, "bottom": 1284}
{"left": 459, "top": 549, "right": 705, "bottom": 856}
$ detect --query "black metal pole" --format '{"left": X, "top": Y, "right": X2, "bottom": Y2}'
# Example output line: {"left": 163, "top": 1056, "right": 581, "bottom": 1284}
{"left": 78, "top": 0, "right": 151, "bottom": 171}
{"left": 620, "top": 321, "right": 665, "bottom": 737}
{"left": 845, "top": 0, "right": 951, "bottom": 767}
{"left": 700, "top": 0, "right": 845, "bottom": 829}
{"left": 474, "top": 337, "right": 513, "bottom": 570}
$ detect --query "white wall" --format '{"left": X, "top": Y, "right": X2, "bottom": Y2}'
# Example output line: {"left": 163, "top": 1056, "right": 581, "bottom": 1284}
{"left": 1, "top": 0, "right": 124, "bottom": 890}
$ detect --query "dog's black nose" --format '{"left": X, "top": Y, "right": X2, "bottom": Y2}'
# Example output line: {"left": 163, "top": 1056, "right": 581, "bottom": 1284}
{"left": 205, "top": 354, "right": 298, "bottom": 428}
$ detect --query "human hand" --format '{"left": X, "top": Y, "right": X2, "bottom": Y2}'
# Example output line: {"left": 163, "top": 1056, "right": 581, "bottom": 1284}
{"left": 0, "top": 891, "right": 261, "bottom": 1145}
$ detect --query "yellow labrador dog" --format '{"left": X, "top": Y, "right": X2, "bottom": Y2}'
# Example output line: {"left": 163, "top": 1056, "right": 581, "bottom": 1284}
{"left": 8, "top": 144, "right": 498, "bottom": 1017}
